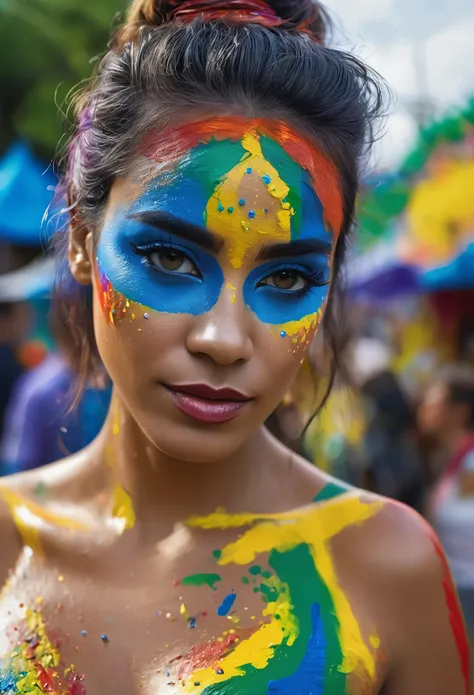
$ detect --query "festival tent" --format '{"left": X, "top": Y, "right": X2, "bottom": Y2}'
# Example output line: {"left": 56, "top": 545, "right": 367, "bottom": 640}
{"left": 0, "top": 140, "right": 57, "bottom": 245}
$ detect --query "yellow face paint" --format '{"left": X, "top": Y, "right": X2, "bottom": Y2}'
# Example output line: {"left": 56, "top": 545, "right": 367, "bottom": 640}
{"left": 205, "top": 131, "right": 292, "bottom": 269}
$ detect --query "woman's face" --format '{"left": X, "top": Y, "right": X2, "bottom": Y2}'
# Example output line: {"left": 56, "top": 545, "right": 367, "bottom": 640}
{"left": 74, "top": 117, "right": 342, "bottom": 462}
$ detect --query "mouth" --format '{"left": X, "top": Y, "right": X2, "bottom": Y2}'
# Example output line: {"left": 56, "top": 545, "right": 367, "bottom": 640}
{"left": 162, "top": 383, "right": 252, "bottom": 424}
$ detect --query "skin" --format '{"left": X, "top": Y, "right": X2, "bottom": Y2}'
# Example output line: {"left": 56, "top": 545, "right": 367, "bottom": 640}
{"left": 0, "top": 117, "right": 470, "bottom": 695}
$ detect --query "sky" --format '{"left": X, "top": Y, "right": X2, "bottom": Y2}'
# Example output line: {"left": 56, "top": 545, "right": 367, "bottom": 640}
{"left": 325, "top": 0, "right": 474, "bottom": 170}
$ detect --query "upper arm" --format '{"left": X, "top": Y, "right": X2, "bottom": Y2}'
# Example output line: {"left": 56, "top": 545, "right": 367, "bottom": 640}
{"left": 382, "top": 508, "right": 470, "bottom": 695}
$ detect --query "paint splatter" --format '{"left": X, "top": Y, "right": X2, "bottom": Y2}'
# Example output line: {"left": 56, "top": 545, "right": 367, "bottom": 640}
{"left": 181, "top": 573, "right": 222, "bottom": 590}
{"left": 0, "top": 607, "right": 86, "bottom": 694}
{"left": 217, "top": 593, "right": 237, "bottom": 617}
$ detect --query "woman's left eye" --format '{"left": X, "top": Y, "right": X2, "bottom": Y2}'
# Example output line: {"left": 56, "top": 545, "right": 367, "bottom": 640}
{"left": 260, "top": 270, "right": 307, "bottom": 292}
{"left": 148, "top": 249, "right": 199, "bottom": 276}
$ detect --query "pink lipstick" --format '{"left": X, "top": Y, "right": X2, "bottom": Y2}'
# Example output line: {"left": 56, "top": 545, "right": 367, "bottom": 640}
{"left": 164, "top": 383, "right": 251, "bottom": 424}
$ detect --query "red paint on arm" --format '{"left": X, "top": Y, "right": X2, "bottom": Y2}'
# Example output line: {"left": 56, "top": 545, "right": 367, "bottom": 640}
{"left": 431, "top": 531, "right": 471, "bottom": 694}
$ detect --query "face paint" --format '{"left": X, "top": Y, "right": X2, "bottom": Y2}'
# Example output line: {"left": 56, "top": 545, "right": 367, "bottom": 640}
{"left": 97, "top": 118, "right": 340, "bottom": 336}
{"left": 179, "top": 491, "right": 382, "bottom": 694}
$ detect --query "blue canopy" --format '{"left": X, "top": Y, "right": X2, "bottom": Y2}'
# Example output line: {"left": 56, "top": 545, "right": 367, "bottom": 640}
{"left": 0, "top": 141, "right": 57, "bottom": 245}
{"left": 422, "top": 243, "right": 474, "bottom": 292}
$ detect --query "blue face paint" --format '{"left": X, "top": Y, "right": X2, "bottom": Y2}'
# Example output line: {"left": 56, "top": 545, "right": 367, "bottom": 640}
{"left": 97, "top": 133, "right": 333, "bottom": 326}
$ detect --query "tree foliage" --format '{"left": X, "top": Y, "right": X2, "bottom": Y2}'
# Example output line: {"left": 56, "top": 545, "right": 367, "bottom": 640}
{"left": 0, "top": 0, "right": 126, "bottom": 158}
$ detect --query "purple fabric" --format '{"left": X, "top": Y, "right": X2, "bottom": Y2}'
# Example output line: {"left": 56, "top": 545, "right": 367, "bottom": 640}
{"left": 0, "top": 353, "right": 110, "bottom": 475}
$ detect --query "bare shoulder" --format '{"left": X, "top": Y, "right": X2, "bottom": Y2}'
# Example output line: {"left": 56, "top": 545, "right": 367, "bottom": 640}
{"left": 0, "top": 452, "right": 95, "bottom": 585}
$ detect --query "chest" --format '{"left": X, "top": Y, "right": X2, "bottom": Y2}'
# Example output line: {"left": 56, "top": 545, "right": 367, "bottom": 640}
{"left": 0, "top": 539, "right": 382, "bottom": 695}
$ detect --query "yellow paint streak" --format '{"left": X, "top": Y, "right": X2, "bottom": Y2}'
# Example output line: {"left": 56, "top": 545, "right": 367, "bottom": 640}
{"left": 188, "top": 493, "right": 383, "bottom": 680}
{"left": 184, "top": 575, "right": 298, "bottom": 693}
{"left": 111, "top": 484, "right": 136, "bottom": 531}
{"left": 276, "top": 310, "right": 321, "bottom": 341}
{"left": 0, "top": 487, "right": 89, "bottom": 557}
{"left": 206, "top": 131, "right": 291, "bottom": 269}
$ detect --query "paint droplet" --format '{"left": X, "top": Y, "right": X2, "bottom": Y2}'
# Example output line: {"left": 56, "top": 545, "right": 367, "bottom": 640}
{"left": 245, "top": 167, "right": 252, "bottom": 174}
{"left": 268, "top": 680, "right": 278, "bottom": 691}
{"left": 280, "top": 331, "right": 287, "bottom": 338}
{"left": 370, "top": 635, "right": 381, "bottom": 649}
{"left": 262, "top": 174, "right": 272, "bottom": 185}
{"left": 101, "top": 634, "right": 109, "bottom": 643}
{"left": 241, "top": 576, "right": 249, "bottom": 584}
{"left": 213, "top": 549, "right": 222, "bottom": 559}
{"left": 194, "top": 682, "right": 200, "bottom": 687}
{"left": 217, "top": 593, "right": 236, "bottom": 617}
{"left": 227, "top": 206, "right": 234, "bottom": 213}
{"left": 180, "top": 603, "right": 190, "bottom": 621}
{"left": 249, "top": 565, "right": 262, "bottom": 576}
{"left": 216, "top": 668, "right": 224, "bottom": 675}
{"left": 189, "top": 617, "right": 196, "bottom": 629}
{"left": 264, "top": 208, "right": 269, "bottom": 214}
{"left": 144, "top": 312, "right": 149, "bottom": 319}
{"left": 81, "top": 630, "right": 87, "bottom": 637}
{"left": 217, "top": 201, "right": 225, "bottom": 212}
{"left": 238, "top": 198, "right": 246, "bottom": 206}
{"left": 248, "top": 210, "right": 255, "bottom": 220}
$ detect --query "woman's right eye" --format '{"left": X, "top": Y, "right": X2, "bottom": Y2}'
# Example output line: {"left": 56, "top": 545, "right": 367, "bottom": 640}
{"left": 148, "top": 249, "right": 199, "bottom": 276}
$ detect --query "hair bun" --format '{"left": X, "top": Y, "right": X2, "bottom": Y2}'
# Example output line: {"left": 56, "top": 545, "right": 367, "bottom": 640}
{"left": 124, "top": 0, "right": 328, "bottom": 43}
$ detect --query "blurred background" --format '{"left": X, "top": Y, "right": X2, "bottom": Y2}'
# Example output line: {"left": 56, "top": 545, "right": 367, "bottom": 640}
{"left": 1, "top": 0, "right": 474, "bottom": 637}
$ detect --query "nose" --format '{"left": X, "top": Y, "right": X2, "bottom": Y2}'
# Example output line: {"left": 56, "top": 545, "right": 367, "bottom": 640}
{"left": 186, "top": 290, "right": 253, "bottom": 366}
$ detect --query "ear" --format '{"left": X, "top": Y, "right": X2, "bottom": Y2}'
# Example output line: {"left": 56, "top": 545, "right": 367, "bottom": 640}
{"left": 68, "top": 207, "right": 94, "bottom": 286}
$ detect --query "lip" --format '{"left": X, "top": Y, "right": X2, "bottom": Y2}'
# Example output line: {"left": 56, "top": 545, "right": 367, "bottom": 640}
{"left": 163, "top": 383, "right": 251, "bottom": 424}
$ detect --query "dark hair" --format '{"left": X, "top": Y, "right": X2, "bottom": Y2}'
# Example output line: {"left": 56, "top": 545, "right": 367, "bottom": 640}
{"left": 55, "top": 0, "right": 386, "bottom": 403}
{"left": 440, "top": 365, "right": 474, "bottom": 429}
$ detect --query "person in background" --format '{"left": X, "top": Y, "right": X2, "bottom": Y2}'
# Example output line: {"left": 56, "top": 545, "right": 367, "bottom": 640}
{"left": 0, "top": 303, "right": 111, "bottom": 475}
{"left": 419, "top": 365, "right": 474, "bottom": 650}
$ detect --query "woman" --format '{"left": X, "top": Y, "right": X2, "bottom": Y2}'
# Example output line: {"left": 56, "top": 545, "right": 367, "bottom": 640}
{"left": 0, "top": 1, "right": 470, "bottom": 693}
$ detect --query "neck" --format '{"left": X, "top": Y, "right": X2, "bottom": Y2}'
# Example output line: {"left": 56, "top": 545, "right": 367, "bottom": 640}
{"left": 93, "top": 391, "right": 280, "bottom": 530}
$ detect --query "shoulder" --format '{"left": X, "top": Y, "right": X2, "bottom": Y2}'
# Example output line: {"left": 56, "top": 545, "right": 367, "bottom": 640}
{"left": 0, "top": 478, "right": 25, "bottom": 589}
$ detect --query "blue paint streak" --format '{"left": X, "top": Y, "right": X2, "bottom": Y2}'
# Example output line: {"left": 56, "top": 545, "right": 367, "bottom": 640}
{"left": 217, "top": 592, "right": 237, "bottom": 617}
{"left": 0, "top": 664, "right": 18, "bottom": 693}
{"left": 265, "top": 603, "right": 326, "bottom": 695}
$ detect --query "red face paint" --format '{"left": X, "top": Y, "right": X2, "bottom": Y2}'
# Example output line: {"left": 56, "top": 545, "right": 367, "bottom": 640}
{"left": 140, "top": 116, "right": 344, "bottom": 239}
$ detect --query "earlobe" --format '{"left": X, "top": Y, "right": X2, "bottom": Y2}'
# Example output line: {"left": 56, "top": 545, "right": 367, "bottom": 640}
{"left": 68, "top": 218, "right": 94, "bottom": 286}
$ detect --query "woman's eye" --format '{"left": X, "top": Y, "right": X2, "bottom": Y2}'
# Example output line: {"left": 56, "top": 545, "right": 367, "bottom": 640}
{"left": 262, "top": 270, "right": 306, "bottom": 291}
{"left": 149, "top": 249, "right": 198, "bottom": 275}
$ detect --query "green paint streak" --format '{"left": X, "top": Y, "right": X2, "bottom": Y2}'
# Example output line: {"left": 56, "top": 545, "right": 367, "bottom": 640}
{"left": 200, "top": 544, "right": 346, "bottom": 695}
{"left": 313, "top": 481, "right": 349, "bottom": 503}
{"left": 181, "top": 573, "right": 222, "bottom": 590}
{"left": 260, "top": 135, "right": 303, "bottom": 239}
{"left": 182, "top": 138, "right": 246, "bottom": 226}
{"left": 249, "top": 565, "right": 262, "bottom": 576}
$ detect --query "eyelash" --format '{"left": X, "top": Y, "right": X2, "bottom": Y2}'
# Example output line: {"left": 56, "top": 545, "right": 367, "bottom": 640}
{"left": 131, "top": 241, "right": 329, "bottom": 294}
{"left": 132, "top": 240, "right": 202, "bottom": 278}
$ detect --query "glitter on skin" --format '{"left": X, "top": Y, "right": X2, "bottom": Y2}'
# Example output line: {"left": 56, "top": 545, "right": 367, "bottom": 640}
{"left": 0, "top": 607, "right": 86, "bottom": 694}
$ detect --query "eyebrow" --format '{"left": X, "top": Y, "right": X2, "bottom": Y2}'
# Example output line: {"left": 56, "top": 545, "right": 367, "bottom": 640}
{"left": 256, "top": 237, "right": 332, "bottom": 262}
{"left": 128, "top": 211, "right": 223, "bottom": 253}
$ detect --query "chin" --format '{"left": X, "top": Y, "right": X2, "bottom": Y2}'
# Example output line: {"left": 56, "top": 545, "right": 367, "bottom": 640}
{"left": 138, "top": 415, "right": 254, "bottom": 463}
